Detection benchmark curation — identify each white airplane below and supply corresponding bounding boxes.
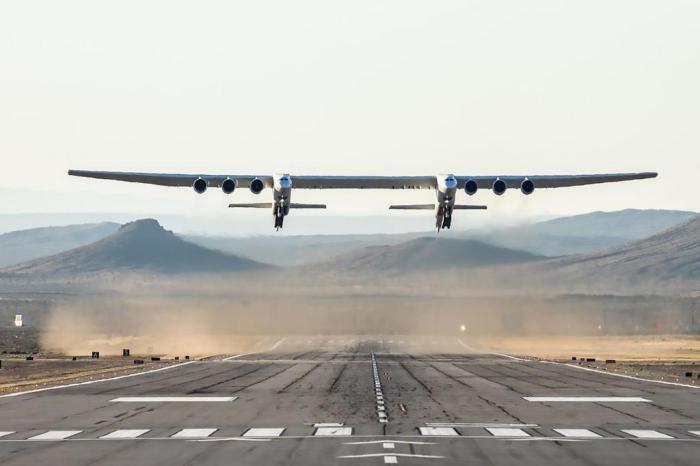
[68,170,657,231]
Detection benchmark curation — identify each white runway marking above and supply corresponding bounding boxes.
[384,456,398,464]
[100,429,150,439]
[339,453,444,460]
[490,352,529,362]
[689,431,700,437]
[487,428,530,438]
[172,428,217,439]
[0,432,14,438]
[110,396,237,403]
[344,440,436,446]
[315,427,353,436]
[524,397,652,403]
[313,423,344,428]
[554,429,601,438]
[223,338,287,361]
[622,430,673,439]
[541,360,700,390]
[29,430,82,441]
[243,428,285,438]
[419,427,459,437]
[383,442,395,449]
[0,362,194,399]
[427,422,538,428]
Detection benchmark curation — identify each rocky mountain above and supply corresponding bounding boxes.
[1,219,268,275]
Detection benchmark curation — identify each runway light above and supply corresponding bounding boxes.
[459,325,467,333]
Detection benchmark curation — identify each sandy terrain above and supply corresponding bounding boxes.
[474,334,700,361]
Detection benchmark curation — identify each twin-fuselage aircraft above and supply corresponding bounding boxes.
[68,170,657,231]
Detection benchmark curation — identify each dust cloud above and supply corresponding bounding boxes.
[37,273,700,360]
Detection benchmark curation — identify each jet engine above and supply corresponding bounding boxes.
[193,178,207,194]
[221,178,236,194]
[520,179,535,195]
[465,179,478,196]
[492,178,507,196]
[250,178,264,194]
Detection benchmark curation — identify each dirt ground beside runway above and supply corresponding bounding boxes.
[473,334,700,360]
[473,334,700,386]
[0,355,185,395]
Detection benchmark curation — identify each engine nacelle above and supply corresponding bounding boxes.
[520,178,535,195]
[250,178,264,194]
[492,178,507,196]
[464,179,478,196]
[193,178,207,194]
[221,178,236,194]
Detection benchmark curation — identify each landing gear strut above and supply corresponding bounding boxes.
[274,204,288,230]
[436,205,453,231]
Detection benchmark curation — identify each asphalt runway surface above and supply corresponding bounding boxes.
[1,336,700,465]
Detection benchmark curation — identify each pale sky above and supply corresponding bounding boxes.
[1,1,698,234]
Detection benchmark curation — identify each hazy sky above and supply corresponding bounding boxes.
[1,1,698,233]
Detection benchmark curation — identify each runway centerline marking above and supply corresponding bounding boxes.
[524,397,652,403]
[622,430,673,439]
[487,428,530,438]
[171,428,217,439]
[100,429,150,439]
[383,442,395,449]
[110,396,237,403]
[243,428,285,438]
[554,429,601,438]
[29,430,82,441]
[384,456,398,464]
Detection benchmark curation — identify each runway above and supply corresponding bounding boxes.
[1,336,700,465]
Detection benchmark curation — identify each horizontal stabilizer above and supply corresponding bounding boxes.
[229,203,273,208]
[290,203,327,209]
[389,204,435,210]
[453,205,488,210]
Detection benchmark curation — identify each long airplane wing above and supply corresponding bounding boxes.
[68,170,273,189]
[68,170,656,189]
[455,172,658,189]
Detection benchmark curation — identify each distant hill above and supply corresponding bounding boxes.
[531,209,697,240]
[189,209,697,264]
[314,237,544,273]
[543,214,700,289]
[2,219,268,275]
[186,233,420,266]
[0,223,120,267]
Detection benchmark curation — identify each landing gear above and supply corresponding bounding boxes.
[273,204,289,230]
[436,205,453,231]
